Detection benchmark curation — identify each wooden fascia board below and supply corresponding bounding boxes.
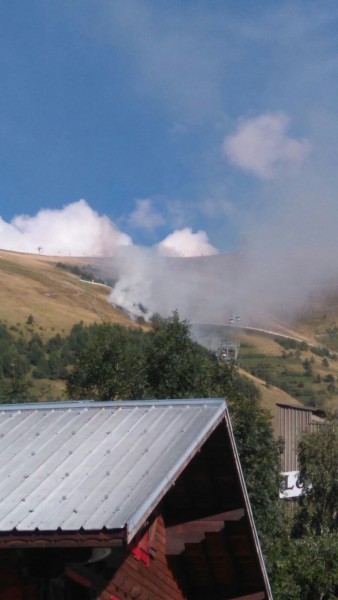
[0,528,126,548]
[222,412,273,600]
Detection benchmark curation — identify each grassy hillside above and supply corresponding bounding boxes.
[230,331,338,413]
[193,316,338,414]
[238,367,304,431]
[2,249,338,415]
[0,250,133,337]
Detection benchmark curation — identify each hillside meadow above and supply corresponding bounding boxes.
[0,249,133,337]
[2,248,338,414]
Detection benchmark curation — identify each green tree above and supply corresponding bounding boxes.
[66,323,148,400]
[226,374,283,542]
[144,310,211,399]
[268,531,338,600]
[294,422,338,536]
[269,420,338,599]
[1,362,31,403]
[27,334,44,365]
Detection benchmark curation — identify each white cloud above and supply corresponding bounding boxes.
[0,200,132,257]
[157,228,218,257]
[223,113,311,179]
[127,199,165,231]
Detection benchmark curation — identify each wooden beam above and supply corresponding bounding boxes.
[166,511,244,555]
[227,593,265,600]
[0,529,125,548]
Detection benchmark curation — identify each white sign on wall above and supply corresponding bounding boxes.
[279,471,304,499]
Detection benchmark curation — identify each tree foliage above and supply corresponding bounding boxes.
[295,422,338,537]
[226,377,283,542]
[268,419,338,600]
[144,310,213,399]
[66,311,224,401]
[66,323,148,400]
[268,531,338,600]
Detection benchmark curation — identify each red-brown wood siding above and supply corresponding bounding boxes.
[0,568,36,600]
[99,516,187,600]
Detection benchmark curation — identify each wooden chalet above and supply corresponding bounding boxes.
[0,399,272,599]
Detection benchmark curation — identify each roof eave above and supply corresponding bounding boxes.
[126,401,227,543]
[0,527,126,548]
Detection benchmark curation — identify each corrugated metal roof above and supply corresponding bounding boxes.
[278,404,312,471]
[0,399,226,542]
[277,403,320,471]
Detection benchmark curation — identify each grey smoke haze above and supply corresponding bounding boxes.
[1,184,338,328]
[106,109,338,325]
[108,121,338,326]
[108,246,337,328]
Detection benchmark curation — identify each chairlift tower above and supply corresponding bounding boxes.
[217,341,240,364]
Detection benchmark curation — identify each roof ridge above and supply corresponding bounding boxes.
[0,398,226,411]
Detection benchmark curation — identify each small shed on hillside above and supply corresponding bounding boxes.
[0,399,272,600]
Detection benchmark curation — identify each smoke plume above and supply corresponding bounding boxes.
[2,182,338,331]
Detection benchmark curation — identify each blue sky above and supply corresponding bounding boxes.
[1,0,338,258]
